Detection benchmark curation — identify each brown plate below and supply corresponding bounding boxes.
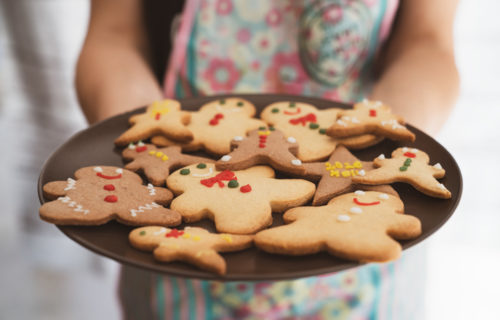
[37,94,462,281]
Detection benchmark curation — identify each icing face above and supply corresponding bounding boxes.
[393,147,429,162]
[352,190,382,206]
[214,99,246,113]
[94,167,123,180]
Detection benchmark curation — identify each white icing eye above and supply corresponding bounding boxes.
[220,155,232,162]
[354,190,365,195]
[291,159,302,166]
[358,169,366,176]
[411,148,418,153]
[116,168,123,174]
[233,136,244,141]
[337,119,346,126]
[93,167,103,173]
[434,163,443,170]
[137,141,145,147]
[378,193,389,200]
[378,154,385,160]
[350,207,362,214]
[351,117,360,124]
[287,137,297,144]
[343,116,350,121]
[128,143,136,150]
[337,215,351,222]
[402,147,409,152]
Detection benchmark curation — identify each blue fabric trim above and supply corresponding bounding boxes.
[201,281,213,320]
[185,280,196,320]
[156,275,165,320]
[171,277,181,320]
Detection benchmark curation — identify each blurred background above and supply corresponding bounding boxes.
[0,0,498,319]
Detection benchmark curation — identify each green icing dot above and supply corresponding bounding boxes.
[139,231,146,236]
[220,99,226,104]
[269,126,275,131]
[228,180,239,188]
[309,123,320,129]
[289,102,296,108]
[197,163,207,169]
[319,128,327,134]
[237,101,244,107]
[271,108,279,113]
[404,159,412,166]
[399,166,408,172]
[259,126,266,130]
[180,168,191,175]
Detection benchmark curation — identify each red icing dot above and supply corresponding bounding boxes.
[403,152,416,158]
[240,184,252,193]
[166,229,184,238]
[369,109,377,117]
[259,143,266,148]
[215,113,224,120]
[104,195,118,203]
[135,146,147,152]
[155,113,161,120]
[103,184,115,191]
[209,119,219,126]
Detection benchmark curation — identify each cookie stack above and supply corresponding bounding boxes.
[39,98,451,275]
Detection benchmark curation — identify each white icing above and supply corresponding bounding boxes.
[147,183,156,196]
[350,207,363,214]
[64,178,76,191]
[128,143,136,150]
[116,168,123,174]
[402,147,409,152]
[351,117,360,124]
[358,169,366,176]
[378,154,385,160]
[137,141,145,147]
[381,119,404,130]
[434,163,443,170]
[337,215,351,222]
[233,136,244,141]
[287,137,297,144]
[130,202,160,217]
[153,227,167,235]
[437,183,446,190]
[220,155,232,162]
[343,116,350,121]
[93,166,103,173]
[57,196,89,215]
[411,148,418,153]
[336,119,346,126]
[191,167,214,177]
[378,193,389,200]
[291,159,302,166]
[354,190,365,195]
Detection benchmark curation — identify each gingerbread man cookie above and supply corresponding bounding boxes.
[302,145,398,205]
[352,147,451,199]
[261,101,383,162]
[40,166,181,226]
[166,163,316,234]
[151,98,266,156]
[255,191,422,262]
[129,226,253,275]
[115,99,192,146]
[215,127,305,175]
[122,142,213,186]
[326,99,416,142]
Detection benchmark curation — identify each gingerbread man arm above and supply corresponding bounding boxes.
[266,179,316,213]
[430,163,446,178]
[42,180,73,199]
[148,186,174,206]
[155,245,227,275]
[386,213,422,240]
[169,193,209,223]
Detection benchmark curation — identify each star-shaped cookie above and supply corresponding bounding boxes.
[129,226,253,275]
[151,98,266,155]
[40,166,181,226]
[302,145,398,205]
[352,147,451,199]
[122,142,213,186]
[255,191,422,262]
[115,99,192,146]
[261,101,383,162]
[166,163,315,234]
[326,99,416,142]
[215,127,305,175]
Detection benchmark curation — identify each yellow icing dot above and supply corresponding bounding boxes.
[156,152,163,158]
[150,101,171,117]
[329,170,340,177]
[193,236,201,241]
[149,150,156,155]
[341,170,351,177]
[352,170,358,176]
[220,234,233,243]
[258,130,271,136]
[353,161,362,169]
[335,161,343,169]
[182,233,191,239]
[325,162,331,168]
[162,155,169,161]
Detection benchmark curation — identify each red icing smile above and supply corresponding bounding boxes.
[289,113,317,126]
[353,198,380,206]
[284,108,301,115]
[96,172,122,180]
